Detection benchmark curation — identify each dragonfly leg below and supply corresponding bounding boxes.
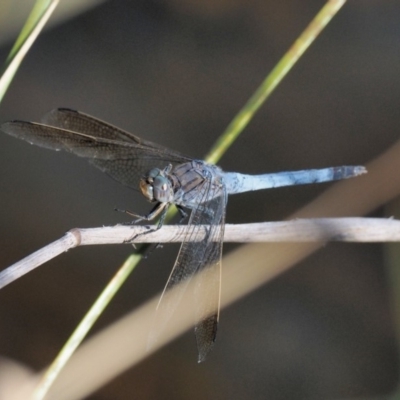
[115,207,146,224]
[195,204,214,220]
[156,205,168,229]
[176,205,189,224]
[125,203,170,243]
[115,202,167,225]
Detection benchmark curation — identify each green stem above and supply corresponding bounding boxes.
[33,255,141,400]
[205,0,346,165]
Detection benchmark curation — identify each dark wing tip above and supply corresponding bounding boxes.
[55,107,78,113]
[195,315,218,363]
[44,107,77,113]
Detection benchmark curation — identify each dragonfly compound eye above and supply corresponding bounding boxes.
[140,168,163,201]
[139,178,154,201]
[147,168,161,179]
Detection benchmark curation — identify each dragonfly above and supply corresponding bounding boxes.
[1,109,366,362]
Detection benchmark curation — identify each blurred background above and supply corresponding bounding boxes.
[0,0,399,399]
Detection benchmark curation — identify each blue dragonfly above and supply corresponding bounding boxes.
[1,109,366,361]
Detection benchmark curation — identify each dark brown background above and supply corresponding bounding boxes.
[0,1,399,399]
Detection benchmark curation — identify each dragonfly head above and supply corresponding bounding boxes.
[140,168,174,203]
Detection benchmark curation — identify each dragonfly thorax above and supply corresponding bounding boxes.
[140,167,175,203]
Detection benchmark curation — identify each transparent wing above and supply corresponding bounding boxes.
[41,108,187,154]
[193,191,226,362]
[1,109,191,189]
[149,176,227,362]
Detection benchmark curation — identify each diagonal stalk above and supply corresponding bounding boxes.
[30,0,347,397]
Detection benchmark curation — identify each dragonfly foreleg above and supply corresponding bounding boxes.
[115,202,167,224]
[115,207,146,224]
[125,203,170,243]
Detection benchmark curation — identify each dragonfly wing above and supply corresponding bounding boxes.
[41,108,190,158]
[149,174,227,362]
[193,189,226,362]
[1,114,191,189]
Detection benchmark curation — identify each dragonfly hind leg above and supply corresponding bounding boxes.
[176,205,189,224]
